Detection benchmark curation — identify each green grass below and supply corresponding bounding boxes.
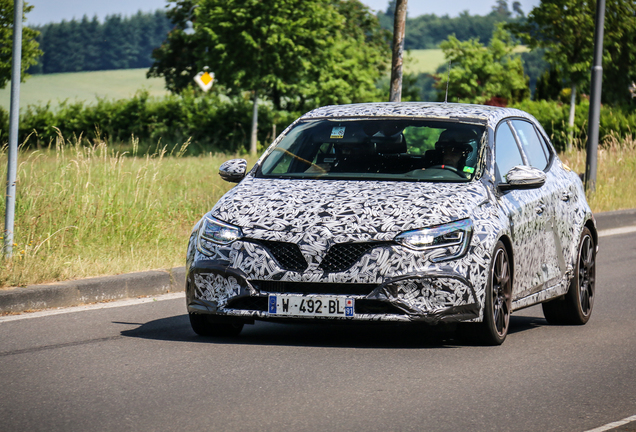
[0,69,170,112]
[560,134,636,213]
[0,134,257,288]
[403,49,445,75]
[403,46,528,76]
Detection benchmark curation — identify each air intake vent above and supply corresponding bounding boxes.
[252,280,377,296]
[319,242,390,273]
[252,240,308,272]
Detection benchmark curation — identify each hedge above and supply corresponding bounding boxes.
[1,94,634,154]
[512,99,636,152]
[0,90,298,154]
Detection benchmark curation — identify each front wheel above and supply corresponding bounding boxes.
[189,313,244,337]
[542,227,596,325]
[461,241,512,345]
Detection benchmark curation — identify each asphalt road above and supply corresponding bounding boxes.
[1,232,635,432]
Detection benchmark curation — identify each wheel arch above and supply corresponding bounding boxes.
[496,234,515,287]
[584,218,598,250]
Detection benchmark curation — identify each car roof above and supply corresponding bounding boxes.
[301,102,536,128]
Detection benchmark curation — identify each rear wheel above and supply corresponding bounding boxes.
[542,227,595,325]
[189,313,244,337]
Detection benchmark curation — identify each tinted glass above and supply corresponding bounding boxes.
[258,119,486,182]
[512,120,549,170]
[495,122,524,182]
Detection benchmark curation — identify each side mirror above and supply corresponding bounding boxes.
[498,165,546,192]
[219,158,247,183]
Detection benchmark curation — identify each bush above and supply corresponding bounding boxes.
[6,94,635,154]
[12,90,298,154]
[512,99,636,151]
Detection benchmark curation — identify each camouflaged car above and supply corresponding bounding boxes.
[185,102,597,345]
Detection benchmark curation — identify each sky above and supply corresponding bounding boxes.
[25,0,542,25]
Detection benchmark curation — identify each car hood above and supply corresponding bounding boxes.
[210,176,487,239]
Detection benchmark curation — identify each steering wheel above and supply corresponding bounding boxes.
[428,164,467,178]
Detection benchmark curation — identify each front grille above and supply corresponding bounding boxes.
[355,299,406,315]
[252,280,377,296]
[319,242,391,273]
[252,240,308,272]
[226,296,269,312]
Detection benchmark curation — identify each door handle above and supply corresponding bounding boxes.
[561,192,571,202]
[536,205,545,215]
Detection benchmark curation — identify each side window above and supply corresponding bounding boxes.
[512,120,549,170]
[495,122,524,182]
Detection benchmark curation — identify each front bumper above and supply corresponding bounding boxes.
[186,259,480,324]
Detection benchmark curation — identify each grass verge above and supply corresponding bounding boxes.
[559,133,636,212]
[0,133,634,288]
[0,133,257,288]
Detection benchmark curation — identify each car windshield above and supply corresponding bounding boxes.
[257,118,486,182]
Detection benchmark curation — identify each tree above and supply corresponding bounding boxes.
[492,0,512,18]
[601,1,636,105]
[147,1,205,93]
[197,0,346,154]
[0,0,42,88]
[435,24,529,105]
[296,0,390,108]
[509,0,636,138]
[508,0,595,148]
[149,0,389,153]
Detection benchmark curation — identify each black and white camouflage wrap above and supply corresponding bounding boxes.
[186,102,595,324]
[219,158,248,183]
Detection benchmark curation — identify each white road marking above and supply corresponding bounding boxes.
[584,414,636,432]
[0,292,185,323]
[598,226,636,238]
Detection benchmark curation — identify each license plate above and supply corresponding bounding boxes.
[268,295,354,317]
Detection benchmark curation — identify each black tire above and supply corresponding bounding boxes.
[189,313,244,337]
[460,241,512,345]
[542,227,595,325]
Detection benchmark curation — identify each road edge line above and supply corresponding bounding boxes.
[598,226,636,238]
[583,414,636,432]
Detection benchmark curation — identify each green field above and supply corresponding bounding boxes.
[0,69,170,111]
[404,49,446,75]
[0,50,446,112]
[0,47,532,112]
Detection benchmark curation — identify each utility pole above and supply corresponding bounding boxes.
[389,0,408,102]
[585,0,605,192]
[250,91,258,155]
[4,0,23,258]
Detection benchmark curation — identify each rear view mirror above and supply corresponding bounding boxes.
[219,159,247,183]
[498,165,546,192]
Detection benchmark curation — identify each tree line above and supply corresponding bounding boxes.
[28,10,172,74]
[379,0,526,49]
[23,4,527,75]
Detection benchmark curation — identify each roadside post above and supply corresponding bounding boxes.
[585,0,606,192]
[4,0,24,258]
[389,0,408,102]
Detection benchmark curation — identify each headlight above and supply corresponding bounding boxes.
[394,219,473,262]
[196,216,243,255]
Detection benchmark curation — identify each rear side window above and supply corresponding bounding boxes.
[511,120,549,170]
[495,122,523,182]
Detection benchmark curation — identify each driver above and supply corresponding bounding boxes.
[435,129,474,171]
